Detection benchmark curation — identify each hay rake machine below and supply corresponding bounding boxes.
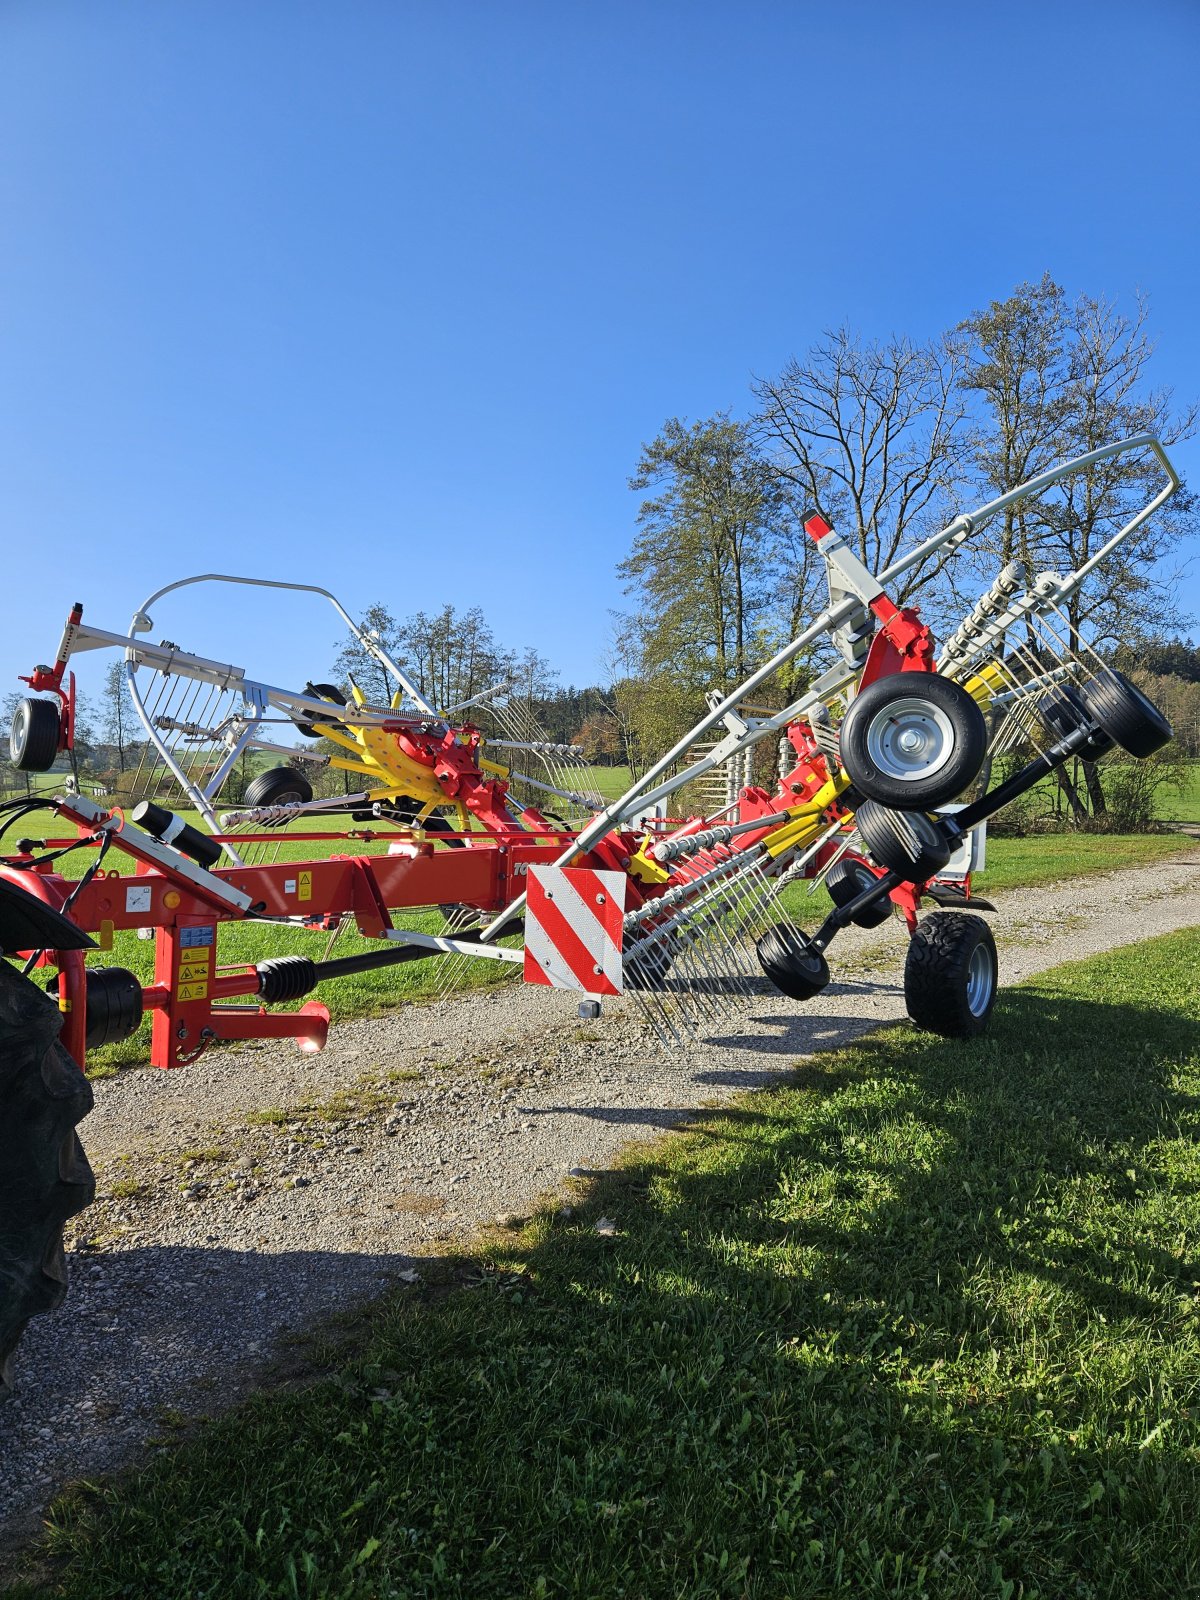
[0,432,1181,1389]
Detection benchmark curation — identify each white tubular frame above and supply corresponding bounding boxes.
[126,573,440,717]
[49,573,450,855]
[479,432,1180,941]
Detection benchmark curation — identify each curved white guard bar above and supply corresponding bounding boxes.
[128,572,439,720]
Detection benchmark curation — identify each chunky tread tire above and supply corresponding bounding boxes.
[0,961,95,1396]
[9,698,61,773]
[903,911,997,1040]
[826,857,892,928]
[243,766,315,809]
[854,799,952,882]
[839,673,987,809]
[756,924,831,1001]
[1079,670,1172,759]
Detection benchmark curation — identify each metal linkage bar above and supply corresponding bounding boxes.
[127,574,440,717]
[379,927,525,964]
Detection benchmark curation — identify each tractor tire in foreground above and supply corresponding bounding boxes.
[0,961,95,1397]
[903,910,998,1040]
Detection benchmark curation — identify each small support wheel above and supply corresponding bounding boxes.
[903,911,997,1039]
[826,857,892,928]
[838,673,987,809]
[9,698,61,772]
[1038,683,1090,739]
[292,683,347,739]
[622,930,676,990]
[756,924,831,1001]
[854,799,952,882]
[1038,683,1112,760]
[243,767,314,808]
[1079,670,1172,758]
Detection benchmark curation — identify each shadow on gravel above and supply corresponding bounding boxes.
[0,1242,436,1546]
[702,1003,893,1057]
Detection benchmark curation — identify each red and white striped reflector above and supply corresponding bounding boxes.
[523,866,626,996]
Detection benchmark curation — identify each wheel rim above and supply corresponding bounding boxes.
[966,942,994,1016]
[864,696,956,783]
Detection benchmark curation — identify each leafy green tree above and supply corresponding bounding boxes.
[1125,638,1200,682]
[619,415,787,691]
[960,276,1197,647]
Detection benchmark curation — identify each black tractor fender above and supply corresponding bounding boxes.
[0,877,96,957]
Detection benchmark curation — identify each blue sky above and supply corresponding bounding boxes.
[2,0,1197,717]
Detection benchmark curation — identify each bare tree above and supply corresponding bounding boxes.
[752,327,976,602]
[960,277,1198,817]
[398,605,513,715]
[101,661,135,772]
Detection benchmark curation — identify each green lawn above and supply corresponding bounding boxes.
[976,830,1194,893]
[14,928,1200,1598]
[1162,761,1200,825]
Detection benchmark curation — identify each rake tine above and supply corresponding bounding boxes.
[624,976,676,1047]
[322,911,354,961]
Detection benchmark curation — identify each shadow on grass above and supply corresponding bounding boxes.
[10,967,1200,1598]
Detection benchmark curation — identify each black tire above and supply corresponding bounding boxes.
[854,799,952,882]
[1038,683,1090,739]
[903,911,997,1039]
[755,924,831,1001]
[622,930,676,990]
[9,698,61,773]
[1079,670,1173,759]
[292,683,347,740]
[1038,683,1112,760]
[0,961,95,1396]
[839,673,987,809]
[826,857,893,928]
[243,766,315,809]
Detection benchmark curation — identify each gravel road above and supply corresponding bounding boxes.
[3,852,1199,1551]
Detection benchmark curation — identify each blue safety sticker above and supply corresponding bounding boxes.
[180,925,215,948]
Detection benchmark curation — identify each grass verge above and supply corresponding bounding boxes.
[13,926,1200,1598]
[974,829,1194,892]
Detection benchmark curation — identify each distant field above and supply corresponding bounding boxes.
[1162,760,1200,824]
